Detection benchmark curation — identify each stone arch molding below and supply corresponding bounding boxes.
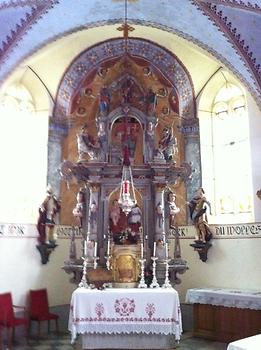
[54,38,195,122]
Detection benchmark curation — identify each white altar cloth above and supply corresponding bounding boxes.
[68,287,182,344]
[227,334,261,350]
[186,288,261,310]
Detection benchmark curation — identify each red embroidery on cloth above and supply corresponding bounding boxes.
[114,298,135,316]
[145,303,156,319]
[95,303,104,318]
[73,317,178,324]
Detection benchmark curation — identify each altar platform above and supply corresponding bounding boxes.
[69,287,182,349]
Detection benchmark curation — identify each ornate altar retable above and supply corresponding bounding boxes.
[69,287,182,349]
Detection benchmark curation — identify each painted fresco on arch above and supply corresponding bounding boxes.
[109,117,143,165]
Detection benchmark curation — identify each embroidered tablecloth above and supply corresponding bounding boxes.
[227,334,261,350]
[68,287,182,342]
[186,288,261,310]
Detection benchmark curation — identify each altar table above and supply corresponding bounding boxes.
[186,288,261,343]
[227,334,261,350]
[69,287,182,349]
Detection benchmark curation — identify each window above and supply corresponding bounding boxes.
[0,83,49,224]
[199,82,253,224]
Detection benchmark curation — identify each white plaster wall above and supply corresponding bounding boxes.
[1,231,261,308]
[175,237,261,303]
[247,92,261,222]
[0,234,78,308]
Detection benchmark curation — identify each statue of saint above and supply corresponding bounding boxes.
[109,199,127,243]
[188,188,212,243]
[89,201,98,232]
[155,202,164,235]
[72,188,86,228]
[158,127,177,162]
[37,185,60,245]
[167,192,180,229]
[77,124,101,161]
[128,204,142,234]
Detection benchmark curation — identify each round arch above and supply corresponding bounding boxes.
[54,38,196,123]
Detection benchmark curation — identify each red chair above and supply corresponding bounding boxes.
[29,289,59,336]
[0,292,28,347]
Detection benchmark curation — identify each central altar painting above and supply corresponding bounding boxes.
[58,39,200,286]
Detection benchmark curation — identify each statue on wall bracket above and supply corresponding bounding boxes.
[36,185,61,264]
[188,187,213,262]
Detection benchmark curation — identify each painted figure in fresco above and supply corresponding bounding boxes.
[167,192,180,229]
[158,126,177,162]
[121,78,133,104]
[37,185,61,245]
[77,124,101,161]
[188,187,212,243]
[72,188,86,228]
[145,121,156,162]
[146,88,157,114]
[122,124,138,162]
[97,119,107,161]
[99,85,111,114]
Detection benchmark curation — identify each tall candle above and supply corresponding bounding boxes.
[107,239,110,255]
[165,242,168,258]
[84,240,87,256]
[124,180,130,194]
[141,242,144,259]
[153,241,156,257]
[94,242,97,257]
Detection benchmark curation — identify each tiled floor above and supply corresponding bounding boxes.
[1,332,228,350]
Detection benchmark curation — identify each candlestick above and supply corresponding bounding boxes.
[141,242,144,259]
[107,239,110,255]
[153,241,156,257]
[162,258,173,289]
[150,257,160,288]
[138,258,147,288]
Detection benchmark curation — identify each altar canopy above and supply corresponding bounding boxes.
[69,288,182,345]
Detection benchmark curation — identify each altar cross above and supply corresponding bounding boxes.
[117,0,135,46]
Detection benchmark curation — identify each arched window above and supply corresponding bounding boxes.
[0,83,49,224]
[199,81,253,224]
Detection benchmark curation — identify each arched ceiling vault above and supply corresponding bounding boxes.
[0,0,260,110]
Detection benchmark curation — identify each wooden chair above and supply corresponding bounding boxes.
[29,289,59,337]
[0,292,28,348]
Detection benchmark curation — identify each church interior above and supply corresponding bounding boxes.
[0,0,261,349]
